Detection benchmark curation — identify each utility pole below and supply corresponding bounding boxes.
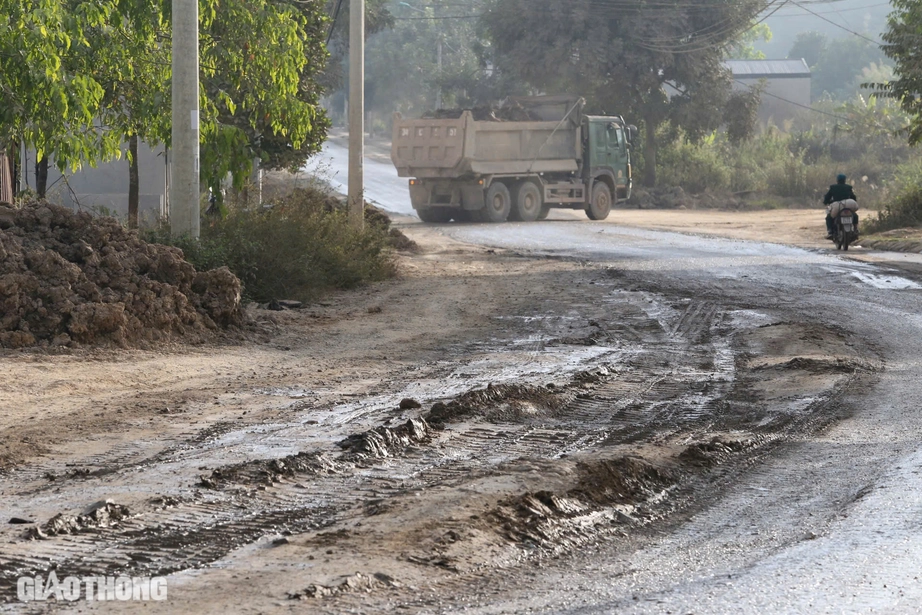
[436,36,443,109]
[171,0,201,239]
[348,0,365,230]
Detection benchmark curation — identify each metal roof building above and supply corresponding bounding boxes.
[725,59,811,79]
[725,59,812,124]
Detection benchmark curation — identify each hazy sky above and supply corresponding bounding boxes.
[758,0,890,58]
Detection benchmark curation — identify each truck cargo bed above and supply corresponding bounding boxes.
[392,109,581,179]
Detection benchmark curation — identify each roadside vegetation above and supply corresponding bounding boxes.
[645,95,917,212]
[144,187,398,304]
[354,0,922,232]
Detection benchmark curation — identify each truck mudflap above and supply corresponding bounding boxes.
[408,181,430,209]
[460,184,485,210]
[409,179,486,211]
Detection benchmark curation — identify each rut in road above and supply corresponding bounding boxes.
[0,285,860,596]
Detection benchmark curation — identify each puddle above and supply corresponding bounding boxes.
[851,272,921,290]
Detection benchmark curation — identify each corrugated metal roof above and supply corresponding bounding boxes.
[724,59,811,77]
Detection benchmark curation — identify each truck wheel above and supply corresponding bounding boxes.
[586,182,612,221]
[537,206,550,221]
[416,207,452,224]
[511,181,543,222]
[482,182,511,223]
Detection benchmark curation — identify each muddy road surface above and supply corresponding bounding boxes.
[2,170,922,613]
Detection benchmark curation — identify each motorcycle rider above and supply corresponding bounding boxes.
[824,174,858,239]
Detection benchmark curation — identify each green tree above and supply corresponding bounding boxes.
[879,0,922,143]
[483,0,764,186]
[89,0,170,227]
[199,0,332,199]
[787,31,827,68]
[3,0,331,220]
[812,37,888,100]
[365,0,487,117]
[0,1,117,196]
[323,0,394,119]
[728,23,773,60]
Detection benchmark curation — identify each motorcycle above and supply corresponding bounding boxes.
[831,207,858,251]
[827,198,859,251]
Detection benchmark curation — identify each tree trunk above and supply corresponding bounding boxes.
[128,134,140,229]
[643,118,657,188]
[10,142,20,195]
[35,156,49,199]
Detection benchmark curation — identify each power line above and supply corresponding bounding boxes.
[734,78,850,120]
[788,0,883,45]
[326,0,346,45]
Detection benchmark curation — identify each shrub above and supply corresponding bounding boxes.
[657,140,730,194]
[865,159,922,233]
[146,187,397,303]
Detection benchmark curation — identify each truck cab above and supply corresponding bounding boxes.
[584,116,634,202]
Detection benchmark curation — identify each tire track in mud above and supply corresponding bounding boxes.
[0,289,862,602]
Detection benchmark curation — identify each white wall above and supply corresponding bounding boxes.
[22,141,168,225]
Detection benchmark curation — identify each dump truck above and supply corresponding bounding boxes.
[391,95,635,223]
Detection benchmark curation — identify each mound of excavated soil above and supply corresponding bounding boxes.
[0,201,244,349]
[421,102,543,122]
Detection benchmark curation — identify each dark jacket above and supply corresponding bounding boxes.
[824,183,856,205]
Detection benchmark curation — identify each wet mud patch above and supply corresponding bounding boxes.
[678,435,763,468]
[491,457,678,549]
[288,571,402,600]
[338,417,432,461]
[28,500,130,539]
[426,382,569,425]
[726,321,879,431]
[201,451,341,488]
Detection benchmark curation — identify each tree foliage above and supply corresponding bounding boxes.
[1,0,331,217]
[199,0,331,194]
[879,0,922,143]
[364,0,489,117]
[728,23,772,60]
[787,31,826,68]
[482,0,766,186]
[0,1,114,168]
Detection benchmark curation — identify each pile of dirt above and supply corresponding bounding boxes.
[0,201,244,349]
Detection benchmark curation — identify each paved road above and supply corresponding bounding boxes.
[303,141,416,217]
[437,224,922,615]
[322,146,922,613]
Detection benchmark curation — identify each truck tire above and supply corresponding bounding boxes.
[537,206,550,221]
[586,182,612,221]
[482,182,511,223]
[511,181,543,222]
[416,207,453,224]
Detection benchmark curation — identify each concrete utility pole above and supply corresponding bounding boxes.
[171,0,201,239]
[436,36,443,109]
[348,0,365,230]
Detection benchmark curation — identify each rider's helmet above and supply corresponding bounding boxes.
[836,174,847,184]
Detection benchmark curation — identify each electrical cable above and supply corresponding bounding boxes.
[326,0,346,45]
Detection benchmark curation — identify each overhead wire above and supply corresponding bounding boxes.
[326,0,346,45]
[787,0,883,45]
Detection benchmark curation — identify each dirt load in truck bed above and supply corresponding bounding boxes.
[421,102,544,122]
[0,201,244,349]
